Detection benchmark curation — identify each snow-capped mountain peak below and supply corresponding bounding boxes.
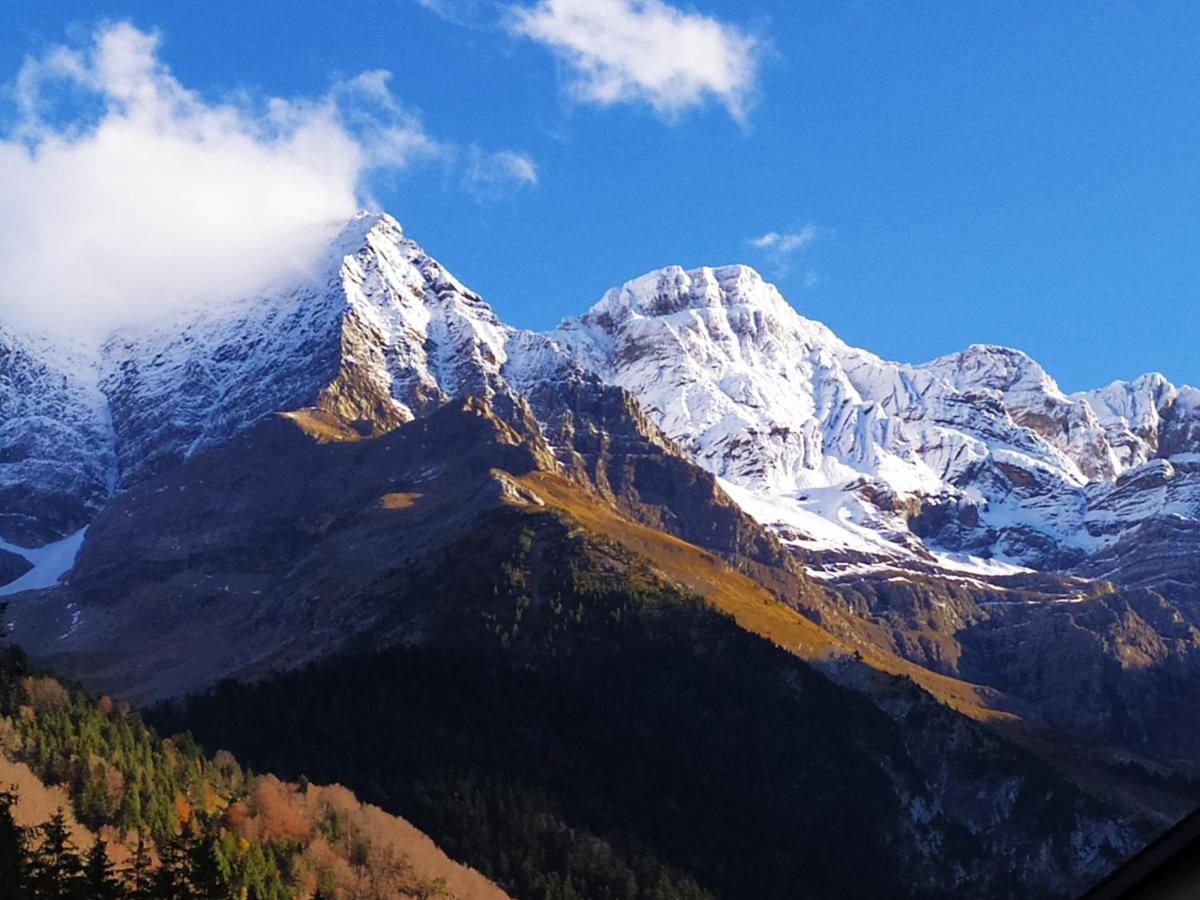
[924,344,1063,401]
[4,211,1197,592]
[550,259,1200,578]
[587,263,793,319]
[0,210,521,547]
[552,263,876,493]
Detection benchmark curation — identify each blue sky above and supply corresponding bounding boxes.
[1,0,1197,390]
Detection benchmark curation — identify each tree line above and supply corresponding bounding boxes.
[0,789,288,899]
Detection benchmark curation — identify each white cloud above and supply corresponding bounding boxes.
[0,22,534,340]
[462,147,538,198]
[750,226,817,254]
[748,225,818,276]
[507,0,761,122]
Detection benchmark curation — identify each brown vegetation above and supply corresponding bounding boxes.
[512,470,1017,722]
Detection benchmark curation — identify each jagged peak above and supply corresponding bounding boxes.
[331,210,496,321]
[1075,371,1180,426]
[321,210,406,275]
[1096,371,1177,400]
[331,209,402,246]
[922,342,1062,398]
[585,263,791,322]
[927,343,1043,371]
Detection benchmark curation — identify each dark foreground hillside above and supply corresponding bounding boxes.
[154,509,1136,900]
[0,643,507,899]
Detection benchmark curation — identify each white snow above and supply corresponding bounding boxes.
[4,210,1198,588]
[59,603,82,640]
[0,528,88,597]
[717,479,898,557]
[549,261,1200,573]
[928,552,1033,578]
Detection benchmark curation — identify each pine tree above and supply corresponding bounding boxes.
[123,834,152,899]
[187,833,228,900]
[152,832,193,898]
[82,839,120,900]
[26,809,83,900]
[0,787,29,899]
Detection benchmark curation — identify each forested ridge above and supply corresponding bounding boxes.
[0,639,481,898]
[155,509,1112,900]
[0,507,1134,899]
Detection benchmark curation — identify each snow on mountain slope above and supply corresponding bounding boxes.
[550,263,1200,579]
[3,211,1196,591]
[553,265,943,494]
[100,212,514,485]
[0,327,115,545]
[2,212,526,549]
[0,529,87,597]
[1078,374,1200,465]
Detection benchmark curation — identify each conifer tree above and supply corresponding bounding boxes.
[0,787,29,899]
[124,833,153,899]
[82,839,121,900]
[152,832,194,898]
[26,809,83,900]
[188,833,228,900]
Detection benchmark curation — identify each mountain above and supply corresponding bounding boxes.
[541,263,1200,766]
[147,499,1142,899]
[6,214,1196,594]
[0,327,114,546]
[549,263,1200,586]
[1,210,1198,897]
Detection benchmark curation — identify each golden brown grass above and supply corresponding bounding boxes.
[278,409,364,443]
[511,471,1016,723]
[378,492,423,510]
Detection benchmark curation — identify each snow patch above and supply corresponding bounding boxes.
[0,529,88,597]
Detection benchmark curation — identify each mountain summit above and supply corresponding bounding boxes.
[3,211,1198,591]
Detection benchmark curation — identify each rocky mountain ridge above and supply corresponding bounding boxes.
[550,263,1200,589]
[3,212,1200,745]
[4,211,1196,597]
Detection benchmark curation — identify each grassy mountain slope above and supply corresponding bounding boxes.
[513,470,1020,723]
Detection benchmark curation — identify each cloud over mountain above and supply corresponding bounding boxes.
[0,22,533,339]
